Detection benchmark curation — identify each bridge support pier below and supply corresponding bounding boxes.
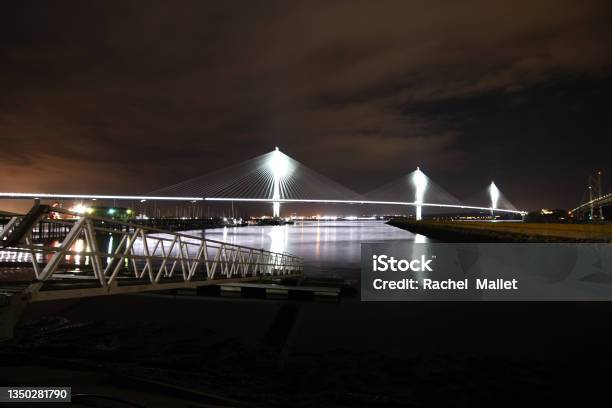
[273,201,280,218]
[416,205,422,221]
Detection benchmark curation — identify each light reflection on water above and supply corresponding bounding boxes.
[199,220,426,277]
[0,221,427,279]
[0,239,88,266]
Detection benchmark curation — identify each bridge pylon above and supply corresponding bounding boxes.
[412,167,427,220]
[272,146,283,217]
[588,171,604,221]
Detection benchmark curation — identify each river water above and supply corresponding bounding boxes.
[197,220,426,278]
[0,220,424,280]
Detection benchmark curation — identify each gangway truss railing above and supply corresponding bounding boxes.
[0,205,303,301]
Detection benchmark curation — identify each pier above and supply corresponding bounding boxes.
[0,204,303,340]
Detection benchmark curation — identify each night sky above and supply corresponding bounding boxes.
[1,1,611,211]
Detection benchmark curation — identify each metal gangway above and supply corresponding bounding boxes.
[0,204,303,303]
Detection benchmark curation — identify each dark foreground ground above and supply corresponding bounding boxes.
[1,293,612,407]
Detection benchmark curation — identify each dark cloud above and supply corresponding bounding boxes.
[0,0,611,210]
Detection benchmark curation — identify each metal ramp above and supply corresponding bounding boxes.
[0,205,303,304]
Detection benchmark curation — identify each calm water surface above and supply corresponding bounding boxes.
[198,220,427,277]
[0,220,425,280]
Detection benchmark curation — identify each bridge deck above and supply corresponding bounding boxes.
[0,192,527,215]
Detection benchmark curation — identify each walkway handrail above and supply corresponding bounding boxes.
[1,206,303,293]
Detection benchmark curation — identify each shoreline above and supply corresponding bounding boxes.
[387,218,612,242]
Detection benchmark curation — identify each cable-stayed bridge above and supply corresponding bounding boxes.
[572,194,612,219]
[570,171,609,221]
[0,147,525,219]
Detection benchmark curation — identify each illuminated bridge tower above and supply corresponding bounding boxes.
[588,171,604,221]
[490,181,500,217]
[271,147,286,218]
[412,167,428,221]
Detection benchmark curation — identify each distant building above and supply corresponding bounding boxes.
[67,205,134,221]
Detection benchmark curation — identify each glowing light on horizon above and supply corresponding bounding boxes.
[70,203,88,214]
[412,167,428,221]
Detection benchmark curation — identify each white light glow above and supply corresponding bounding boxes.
[269,147,292,217]
[271,147,290,177]
[490,181,500,210]
[412,167,428,220]
[70,204,89,214]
